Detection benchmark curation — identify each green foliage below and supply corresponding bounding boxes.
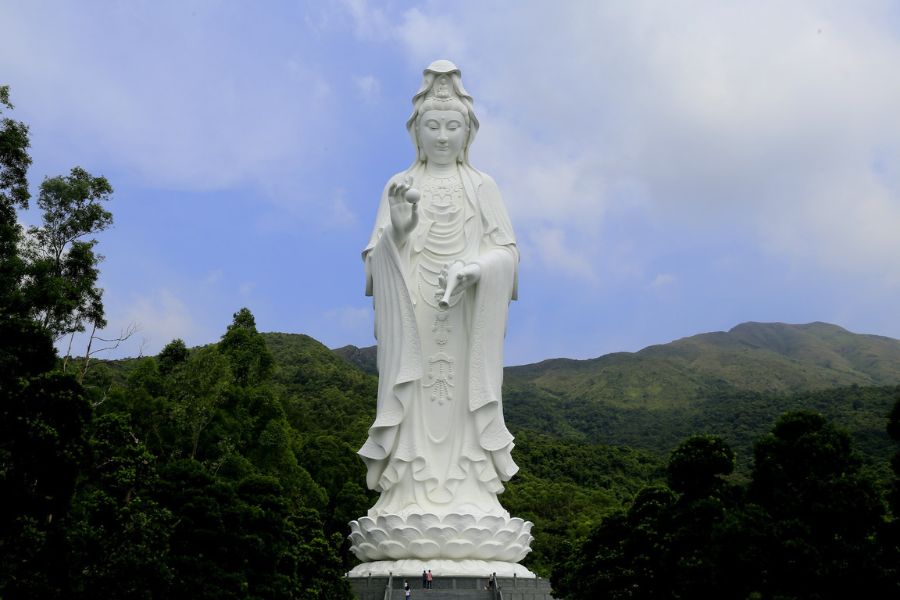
[0,85,32,212]
[1,94,107,595]
[743,411,891,598]
[0,85,32,314]
[556,411,896,599]
[666,434,734,496]
[499,431,664,576]
[66,414,174,599]
[157,338,188,376]
[0,370,92,598]
[265,332,377,445]
[889,391,900,514]
[220,308,274,387]
[168,346,231,459]
[23,167,113,339]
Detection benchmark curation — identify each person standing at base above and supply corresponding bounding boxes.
[405,580,411,599]
[422,570,427,589]
[426,570,433,589]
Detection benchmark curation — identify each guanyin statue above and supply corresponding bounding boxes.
[348,60,533,578]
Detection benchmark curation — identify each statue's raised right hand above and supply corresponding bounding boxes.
[389,176,419,244]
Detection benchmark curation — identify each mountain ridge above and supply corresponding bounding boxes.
[334,321,900,399]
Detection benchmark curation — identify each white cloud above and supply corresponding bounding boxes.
[0,4,338,193]
[395,8,469,65]
[341,0,391,40]
[527,227,598,283]
[326,305,372,333]
[117,289,199,354]
[355,74,381,101]
[328,188,358,227]
[648,273,676,290]
[202,269,224,286]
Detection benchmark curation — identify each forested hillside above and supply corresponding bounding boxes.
[338,322,900,478]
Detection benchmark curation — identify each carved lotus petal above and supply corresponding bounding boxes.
[460,527,491,546]
[394,526,420,545]
[355,542,379,560]
[425,525,457,544]
[368,527,389,544]
[419,513,441,529]
[500,536,533,562]
[491,529,517,544]
[408,538,441,558]
[405,513,425,532]
[379,540,407,560]
[476,540,506,559]
[443,539,475,559]
[478,515,505,532]
[348,512,534,561]
[512,532,533,548]
[443,513,476,531]
[358,516,377,533]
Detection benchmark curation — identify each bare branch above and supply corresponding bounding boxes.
[78,322,139,384]
[62,331,76,373]
[137,336,150,358]
[86,322,138,357]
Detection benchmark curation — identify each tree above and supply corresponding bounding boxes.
[666,434,735,497]
[888,390,900,514]
[746,411,888,598]
[66,414,173,599]
[22,166,113,341]
[168,346,231,460]
[0,85,32,315]
[219,308,274,387]
[0,371,92,598]
[884,390,900,593]
[158,338,188,376]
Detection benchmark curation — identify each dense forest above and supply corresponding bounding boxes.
[4,84,900,599]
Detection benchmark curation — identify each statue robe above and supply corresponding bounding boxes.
[359,163,519,517]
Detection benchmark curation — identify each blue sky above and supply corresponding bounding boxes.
[3,1,899,365]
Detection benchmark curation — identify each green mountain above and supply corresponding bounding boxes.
[335,321,900,401]
[333,322,900,475]
[508,321,900,407]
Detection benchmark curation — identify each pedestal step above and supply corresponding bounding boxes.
[347,576,556,600]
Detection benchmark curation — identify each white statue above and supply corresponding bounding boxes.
[349,60,533,578]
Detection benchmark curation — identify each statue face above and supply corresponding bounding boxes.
[418,109,467,165]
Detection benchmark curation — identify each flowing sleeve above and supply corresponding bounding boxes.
[466,170,520,482]
[358,226,424,490]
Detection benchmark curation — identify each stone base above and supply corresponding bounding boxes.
[347,559,535,578]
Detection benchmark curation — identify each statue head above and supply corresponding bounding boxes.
[407,59,480,166]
